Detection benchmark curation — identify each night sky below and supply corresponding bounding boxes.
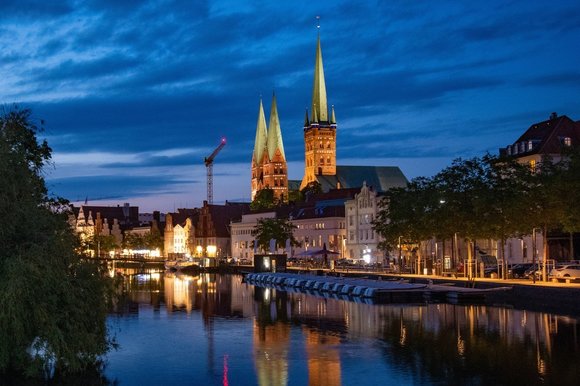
[3,0,580,212]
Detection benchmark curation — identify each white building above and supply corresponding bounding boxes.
[230,212,276,261]
[344,182,382,263]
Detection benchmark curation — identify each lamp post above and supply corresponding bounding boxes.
[532,228,538,284]
[398,235,403,271]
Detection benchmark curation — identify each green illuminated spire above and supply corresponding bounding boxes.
[311,32,328,122]
[330,105,336,124]
[252,98,268,164]
[267,92,285,160]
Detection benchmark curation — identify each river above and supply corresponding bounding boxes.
[100,271,580,385]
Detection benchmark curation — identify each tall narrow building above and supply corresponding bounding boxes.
[301,32,337,189]
[263,93,289,201]
[251,95,289,202]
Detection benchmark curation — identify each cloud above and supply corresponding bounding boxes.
[4,0,580,209]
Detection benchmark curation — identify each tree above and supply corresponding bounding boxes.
[300,181,322,202]
[0,107,113,378]
[251,188,275,210]
[252,218,298,252]
[84,234,118,257]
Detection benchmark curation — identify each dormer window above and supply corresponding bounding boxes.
[506,146,512,156]
[563,137,572,146]
[512,144,518,154]
[519,142,525,153]
[527,140,533,151]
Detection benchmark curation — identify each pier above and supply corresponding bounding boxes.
[244,272,512,304]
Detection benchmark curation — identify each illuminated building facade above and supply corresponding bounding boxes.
[251,95,288,202]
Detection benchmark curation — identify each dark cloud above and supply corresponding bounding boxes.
[3,0,580,208]
[47,174,198,202]
[0,0,73,19]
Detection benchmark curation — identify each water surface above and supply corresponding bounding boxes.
[104,272,580,385]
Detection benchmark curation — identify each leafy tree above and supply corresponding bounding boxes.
[84,234,118,257]
[252,218,298,252]
[287,188,302,203]
[0,107,113,377]
[251,188,275,210]
[300,181,322,201]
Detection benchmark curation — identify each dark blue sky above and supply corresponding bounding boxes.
[3,0,580,211]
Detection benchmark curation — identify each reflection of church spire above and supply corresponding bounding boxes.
[305,329,342,386]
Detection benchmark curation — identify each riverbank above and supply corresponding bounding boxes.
[258,266,580,317]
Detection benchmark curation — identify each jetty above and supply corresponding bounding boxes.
[244,272,512,304]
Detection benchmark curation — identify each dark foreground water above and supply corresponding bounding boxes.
[102,272,580,386]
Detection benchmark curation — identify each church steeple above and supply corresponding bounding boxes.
[267,92,285,161]
[300,24,337,190]
[311,32,328,123]
[252,98,268,165]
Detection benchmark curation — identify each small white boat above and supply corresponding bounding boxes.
[165,258,198,271]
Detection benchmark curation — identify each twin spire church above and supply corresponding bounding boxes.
[251,30,407,201]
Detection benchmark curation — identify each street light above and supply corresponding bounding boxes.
[532,228,540,284]
[398,235,403,271]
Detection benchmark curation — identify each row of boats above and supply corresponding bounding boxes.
[244,272,428,301]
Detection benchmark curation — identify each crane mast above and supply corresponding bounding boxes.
[204,138,226,204]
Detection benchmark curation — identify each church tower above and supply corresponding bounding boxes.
[300,30,337,190]
[262,93,288,201]
[251,99,268,200]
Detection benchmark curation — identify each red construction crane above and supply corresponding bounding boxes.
[204,137,226,204]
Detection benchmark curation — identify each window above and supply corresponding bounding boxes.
[529,159,536,172]
[564,137,572,146]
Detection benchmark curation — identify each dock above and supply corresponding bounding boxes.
[244,272,512,304]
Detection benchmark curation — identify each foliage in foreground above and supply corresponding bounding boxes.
[0,107,114,378]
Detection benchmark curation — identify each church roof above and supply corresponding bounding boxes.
[311,33,328,123]
[252,99,268,164]
[315,165,408,193]
[266,93,285,160]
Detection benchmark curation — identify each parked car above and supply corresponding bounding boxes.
[549,264,580,280]
[508,263,534,279]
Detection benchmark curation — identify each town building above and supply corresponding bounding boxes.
[71,203,139,247]
[344,182,383,262]
[164,201,250,259]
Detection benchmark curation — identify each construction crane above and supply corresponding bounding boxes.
[204,137,226,204]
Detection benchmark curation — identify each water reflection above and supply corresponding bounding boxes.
[110,272,579,386]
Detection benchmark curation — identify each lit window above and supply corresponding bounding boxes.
[564,137,572,146]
